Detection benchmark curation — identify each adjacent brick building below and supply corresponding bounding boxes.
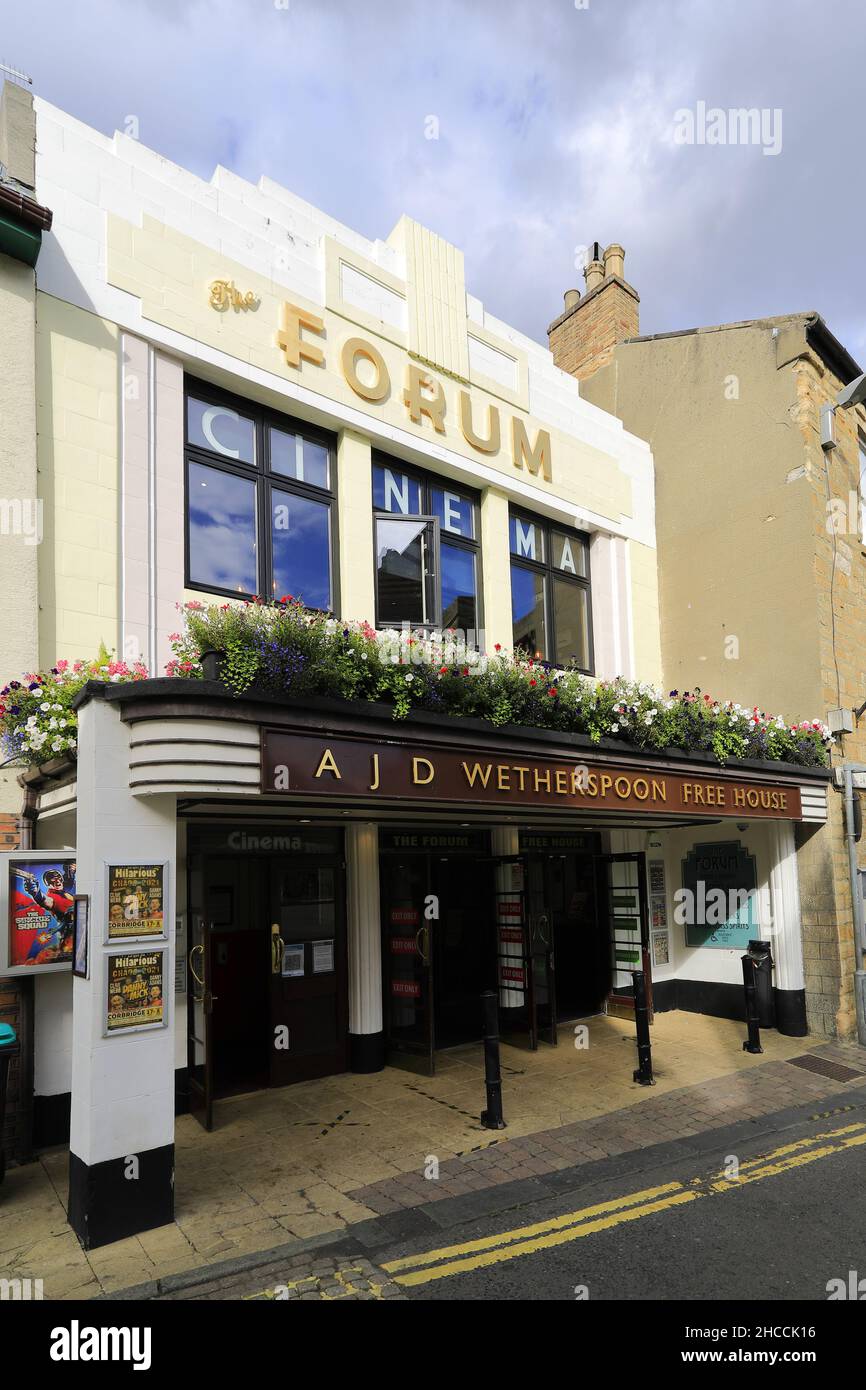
[551,246,866,1039]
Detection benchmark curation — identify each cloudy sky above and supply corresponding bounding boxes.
[4,0,865,362]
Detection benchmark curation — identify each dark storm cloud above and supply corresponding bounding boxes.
[3,0,864,362]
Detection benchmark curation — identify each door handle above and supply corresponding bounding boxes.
[189,943,205,989]
[415,924,429,965]
[271,923,285,974]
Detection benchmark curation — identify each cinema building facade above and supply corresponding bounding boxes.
[1,93,830,1246]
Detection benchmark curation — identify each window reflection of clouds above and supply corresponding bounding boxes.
[189,463,257,592]
[271,491,331,609]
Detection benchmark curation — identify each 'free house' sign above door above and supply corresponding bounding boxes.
[261,731,804,820]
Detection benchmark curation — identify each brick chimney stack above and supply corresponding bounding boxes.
[547,241,639,382]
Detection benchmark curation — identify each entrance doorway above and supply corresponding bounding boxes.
[379,830,497,1073]
[186,825,347,1129]
[378,828,647,1073]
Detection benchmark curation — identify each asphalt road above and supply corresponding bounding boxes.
[379,1101,866,1303]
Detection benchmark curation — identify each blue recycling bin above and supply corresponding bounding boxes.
[0,1022,19,1186]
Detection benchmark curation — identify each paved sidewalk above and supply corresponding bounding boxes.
[1,1011,864,1299]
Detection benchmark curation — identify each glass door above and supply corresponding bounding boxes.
[523,855,558,1046]
[492,856,538,1050]
[596,852,652,1019]
[187,913,215,1131]
[268,857,348,1085]
[380,855,435,1074]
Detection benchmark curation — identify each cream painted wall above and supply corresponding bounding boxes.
[36,293,121,668]
[479,488,513,652]
[0,253,39,814]
[336,431,375,623]
[105,211,636,535]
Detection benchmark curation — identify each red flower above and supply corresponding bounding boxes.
[529,679,537,687]
[439,665,448,674]
[494,643,502,652]
[548,687,557,697]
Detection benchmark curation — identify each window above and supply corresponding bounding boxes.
[372,459,481,635]
[185,381,336,609]
[509,510,593,671]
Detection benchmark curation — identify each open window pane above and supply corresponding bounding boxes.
[187,397,256,464]
[270,428,329,489]
[553,578,590,668]
[373,464,422,515]
[376,517,432,625]
[271,488,332,610]
[441,542,477,632]
[188,461,257,593]
[511,564,547,659]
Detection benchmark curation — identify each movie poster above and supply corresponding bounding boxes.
[106,950,166,1032]
[106,864,165,940]
[8,858,76,968]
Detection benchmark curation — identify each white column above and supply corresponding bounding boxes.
[68,696,177,1248]
[767,820,807,1035]
[346,823,384,1070]
[589,533,634,680]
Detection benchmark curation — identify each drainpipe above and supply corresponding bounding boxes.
[841,764,866,1045]
[16,782,38,850]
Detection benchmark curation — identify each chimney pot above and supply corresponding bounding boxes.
[548,236,638,382]
[584,258,605,293]
[603,243,625,280]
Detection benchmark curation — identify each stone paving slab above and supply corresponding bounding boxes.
[106,1075,866,1301]
[1,1012,863,1299]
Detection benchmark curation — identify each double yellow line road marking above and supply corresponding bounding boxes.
[383,1120,866,1287]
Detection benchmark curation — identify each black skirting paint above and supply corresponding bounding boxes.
[773,987,808,1037]
[652,978,745,1021]
[651,978,809,1038]
[350,1030,385,1073]
[68,1144,175,1250]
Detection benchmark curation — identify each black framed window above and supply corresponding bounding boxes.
[509,510,593,672]
[185,379,336,609]
[372,457,481,635]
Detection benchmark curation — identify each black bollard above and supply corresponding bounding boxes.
[632,970,655,1085]
[480,990,506,1129]
[741,954,763,1054]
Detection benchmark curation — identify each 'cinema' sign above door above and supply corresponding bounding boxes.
[261,731,804,821]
